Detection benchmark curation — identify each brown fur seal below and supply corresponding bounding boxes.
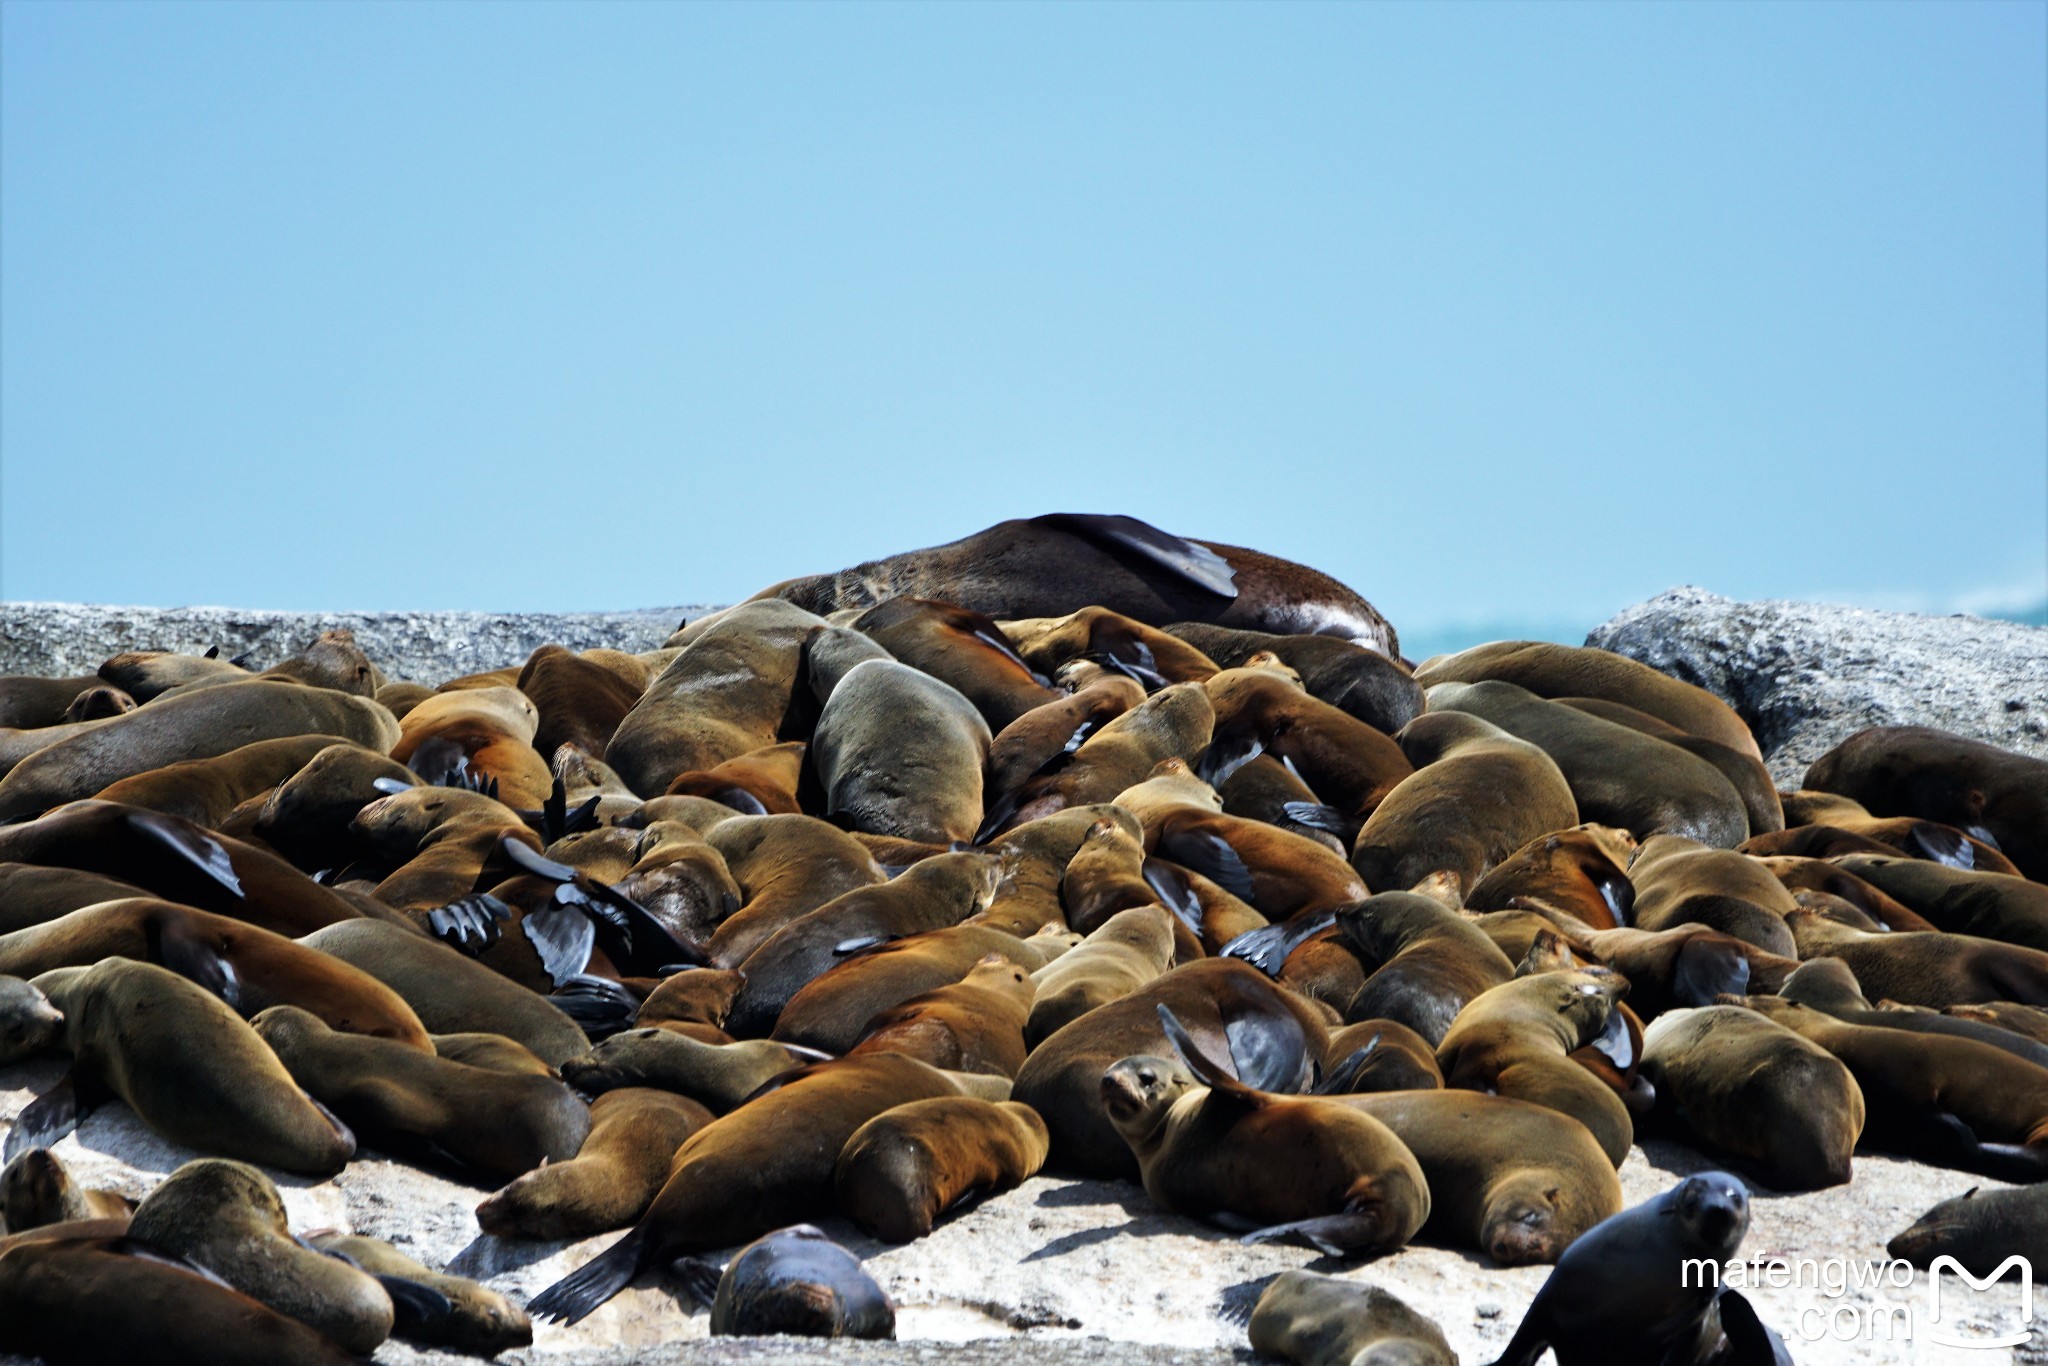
[127,1158,393,1353]
[1829,854,2048,951]
[606,599,825,797]
[390,684,552,808]
[0,674,122,729]
[1428,680,1750,847]
[253,1004,589,1178]
[812,657,990,844]
[1415,640,1762,761]
[1436,968,1635,1166]
[297,918,590,1066]
[1335,891,1517,1042]
[1002,605,1220,686]
[1785,903,2048,1008]
[0,864,151,934]
[1751,856,1937,932]
[1329,1090,1622,1264]
[775,923,1072,1054]
[559,1029,821,1112]
[1202,666,1413,824]
[431,1030,556,1074]
[1351,710,1578,900]
[851,597,1058,730]
[847,954,1035,1076]
[834,1096,1049,1241]
[1626,834,1797,956]
[635,965,747,1041]
[1013,957,1331,1179]
[0,1148,133,1232]
[1734,995,2048,1181]
[1887,1185,2048,1276]
[516,643,647,761]
[0,1228,360,1366]
[1028,906,1178,1045]
[1553,695,1784,835]
[671,1224,896,1339]
[86,734,338,829]
[702,813,887,966]
[1101,1010,1428,1256]
[1466,826,1636,929]
[1640,1005,1863,1189]
[1776,959,2048,1069]
[249,741,419,871]
[13,959,356,1175]
[0,679,399,821]
[1249,1271,1456,1366]
[1321,1019,1445,1092]
[664,740,806,815]
[1577,923,1798,1018]
[307,1232,533,1354]
[0,801,366,936]
[527,1053,979,1323]
[1740,818,2019,874]
[1059,814,1163,934]
[1805,724,2048,879]
[727,851,1005,1036]
[1167,622,1425,736]
[0,974,65,1065]
[1947,1000,2048,1043]
[475,1086,713,1239]
[95,648,249,700]
[982,672,1148,834]
[754,513,1402,653]
[997,682,1216,833]
[0,897,429,1048]
[1219,754,1349,855]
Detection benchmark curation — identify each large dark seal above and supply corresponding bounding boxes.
[1488,1172,1780,1366]
[1804,724,2048,880]
[753,513,1402,654]
[672,1224,896,1338]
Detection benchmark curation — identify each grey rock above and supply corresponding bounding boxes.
[0,602,723,687]
[1587,587,2048,787]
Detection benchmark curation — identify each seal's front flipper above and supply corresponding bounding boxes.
[668,1255,724,1310]
[426,894,511,954]
[524,905,597,988]
[4,1070,93,1164]
[126,809,242,898]
[1032,513,1239,599]
[1313,1038,1382,1096]
[551,974,640,1040]
[1236,1213,1383,1258]
[377,1275,458,1340]
[1157,829,1254,901]
[147,915,244,1011]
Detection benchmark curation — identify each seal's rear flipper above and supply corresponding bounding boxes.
[377,1275,458,1340]
[126,809,243,897]
[1312,1038,1382,1096]
[1280,801,1353,837]
[426,894,511,954]
[668,1256,723,1311]
[1907,823,1974,870]
[1157,1004,1261,1106]
[1032,514,1239,599]
[1672,939,1750,1009]
[1157,829,1254,901]
[524,905,597,988]
[1713,1288,1794,1366]
[551,974,640,1040]
[1222,908,1335,979]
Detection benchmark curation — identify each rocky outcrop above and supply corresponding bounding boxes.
[0,602,720,685]
[1587,587,2048,786]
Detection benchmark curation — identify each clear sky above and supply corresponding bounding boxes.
[3,1,2044,656]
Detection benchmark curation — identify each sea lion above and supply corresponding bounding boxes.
[126,1158,394,1354]
[431,1030,556,1075]
[664,741,806,815]
[306,1233,533,1355]
[850,597,1058,730]
[1625,835,1798,957]
[1414,641,1761,761]
[1574,923,1797,1019]
[0,897,430,1048]
[1202,666,1413,823]
[1350,711,1578,902]
[0,801,366,937]
[86,734,338,829]
[1465,826,1636,929]
[0,1229,360,1366]
[671,1224,896,1339]
[847,954,1035,1076]
[1166,622,1425,735]
[996,682,1216,833]
[1248,1271,1456,1366]
[1733,996,2048,1182]
[1435,968,1635,1166]
[560,1029,819,1113]
[1488,1172,1772,1366]
[1887,1185,2048,1276]
[475,1087,714,1239]
[1001,605,1220,687]
[526,1054,980,1324]
[1783,903,2048,1008]
[0,863,152,935]
[776,924,1074,1054]
[1740,819,2018,874]
[727,851,1005,1037]
[1804,725,2048,880]
[981,672,1148,835]
[1828,855,2048,951]
[605,599,825,798]
[1013,957,1330,1179]
[516,644,646,762]
[0,679,399,822]
[834,1096,1050,1241]
[11,959,356,1175]
[1639,1005,1863,1190]
[1327,1090,1622,1265]
[702,814,887,967]
[1027,907,1178,1045]
[1336,891,1516,1043]
[635,966,747,1042]
[0,1148,133,1233]
[296,919,590,1066]
[1059,815,1164,935]
[811,657,990,845]
[390,684,551,809]
[753,513,1401,653]
[1320,1019,1445,1093]
[249,741,419,871]
[252,1005,590,1179]
[1776,959,2048,1069]
[0,974,64,1065]
[1428,680,1750,848]
[1101,1009,1428,1256]
[1553,695,1784,836]
[1750,856,1937,932]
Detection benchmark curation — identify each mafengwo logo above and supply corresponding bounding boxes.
[1925,1256,2033,1351]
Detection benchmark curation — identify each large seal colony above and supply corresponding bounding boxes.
[0,512,2042,1363]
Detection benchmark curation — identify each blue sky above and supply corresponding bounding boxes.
[3,1,2043,655]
